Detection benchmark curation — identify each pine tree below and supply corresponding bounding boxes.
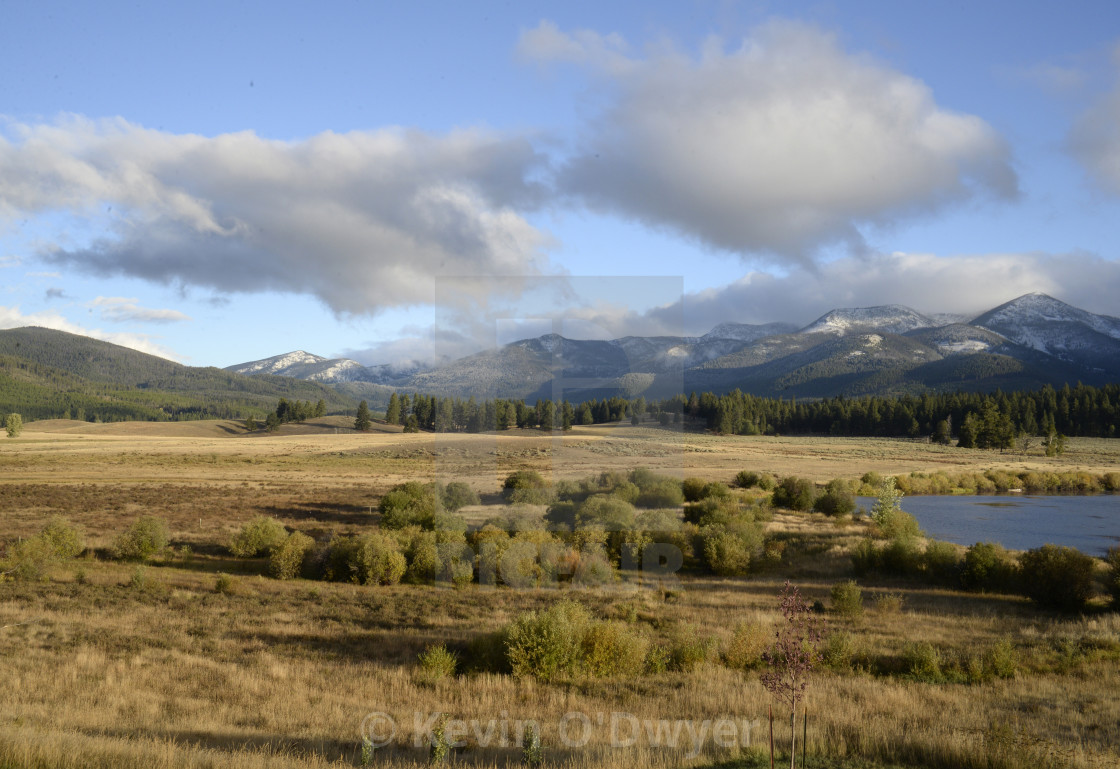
[385,393,401,425]
[313,399,326,418]
[5,413,23,438]
[354,401,372,432]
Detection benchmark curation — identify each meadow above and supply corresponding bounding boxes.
[1,418,1118,769]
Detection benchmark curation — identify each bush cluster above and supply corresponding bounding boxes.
[229,516,287,558]
[830,580,863,619]
[1018,544,1097,612]
[113,516,170,562]
[771,476,816,511]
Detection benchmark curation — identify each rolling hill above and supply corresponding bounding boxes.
[0,327,357,422]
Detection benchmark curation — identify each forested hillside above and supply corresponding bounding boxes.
[0,328,355,422]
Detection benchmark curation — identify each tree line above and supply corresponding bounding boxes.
[360,383,1119,447]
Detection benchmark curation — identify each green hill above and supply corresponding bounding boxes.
[0,327,357,422]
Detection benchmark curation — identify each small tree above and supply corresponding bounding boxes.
[761,581,825,769]
[354,400,372,432]
[5,413,22,438]
[1043,430,1066,457]
[870,477,903,526]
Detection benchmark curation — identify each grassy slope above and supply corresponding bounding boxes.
[0,327,357,420]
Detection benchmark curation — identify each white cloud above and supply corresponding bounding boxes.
[0,255,20,268]
[0,305,182,360]
[525,20,1017,261]
[25,271,60,278]
[89,296,192,323]
[0,116,551,315]
[1070,48,1120,194]
[643,251,1120,334]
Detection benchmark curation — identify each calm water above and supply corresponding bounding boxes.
[856,495,1120,555]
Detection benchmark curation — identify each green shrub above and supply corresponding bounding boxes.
[269,531,315,579]
[416,643,458,686]
[668,625,715,671]
[1106,546,1120,608]
[405,531,473,586]
[830,580,863,619]
[723,622,768,670]
[503,470,554,504]
[684,495,743,526]
[875,509,922,540]
[39,517,84,559]
[701,520,763,576]
[229,516,287,557]
[1019,544,1097,612]
[645,644,672,674]
[505,600,591,682]
[379,482,438,529]
[822,631,856,671]
[580,621,649,677]
[576,495,636,530]
[813,479,856,517]
[755,474,776,491]
[922,540,962,584]
[850,537,878,576]
[327,533,407,585]
[879,537,923,577]
[572,547,615,586]
[903,641,943,682]
[873,592,904,614]
[112,516,170,561]
[129,566,149,590]
[860,471,883,494]
[439,481,479,512]
[214,573,236,594]
[2,536,56,581]
[960,542,1018,592]
[735,470,761,489]
[985,637,1017,679]
[504,469,546,491]
[635,479,684,509]
[681,477,709,502]
[771,476,817,511]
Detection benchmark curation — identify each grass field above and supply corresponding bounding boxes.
[1,419,1118,768]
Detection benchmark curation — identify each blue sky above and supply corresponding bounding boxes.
[1,0,1119,367]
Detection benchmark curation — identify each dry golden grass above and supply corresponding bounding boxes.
[1,420,1119,768]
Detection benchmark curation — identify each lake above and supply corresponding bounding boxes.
[855,494,1120,555]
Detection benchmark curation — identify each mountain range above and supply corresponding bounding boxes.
[227,293,1120,403]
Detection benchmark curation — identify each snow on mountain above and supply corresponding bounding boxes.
[227,293,1120,399]
[225,350,373,383]
[230,350,327,375]
[972,293,1120,356]
[799,305,937,336]
[700,322,799,343]
[906,324,1008,356]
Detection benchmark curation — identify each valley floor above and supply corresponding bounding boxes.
[1,421,1118,768]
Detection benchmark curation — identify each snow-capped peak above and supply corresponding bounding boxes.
[972,293,1120,355]
[800,304,936,336]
